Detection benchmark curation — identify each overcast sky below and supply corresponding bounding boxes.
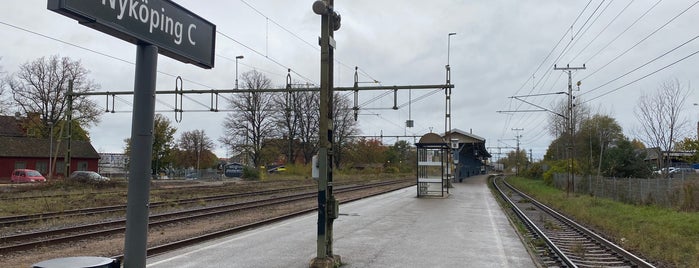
[1,0,698,160]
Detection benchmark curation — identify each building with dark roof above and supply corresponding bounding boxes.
[0,115,100,180]
[444,128,492,180]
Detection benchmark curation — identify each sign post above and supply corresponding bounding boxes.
[48,1,215,266]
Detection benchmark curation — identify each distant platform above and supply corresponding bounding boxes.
[146,175,535,268]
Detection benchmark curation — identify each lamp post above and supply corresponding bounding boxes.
[235,55,244,89]
[48,121,53,180]
[447,32,456,67]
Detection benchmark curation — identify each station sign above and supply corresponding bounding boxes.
[48,0,215,69]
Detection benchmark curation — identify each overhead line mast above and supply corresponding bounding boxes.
[554,64,585,197]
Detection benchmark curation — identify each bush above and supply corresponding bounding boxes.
[523,162,544,179]
[242,166,260,180]
[384,166,400,174]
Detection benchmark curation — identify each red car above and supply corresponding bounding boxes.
[11,169,47,183]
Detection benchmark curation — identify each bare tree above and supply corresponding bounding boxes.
[220,70,275,167]
[0,61,10,115]
[547,97,590,138]
[178,129,214,171]
[296,90,320,164]
[635,79,691,174]
[333,93,359,168]
[272,86,303,164]
[4,55,102,130]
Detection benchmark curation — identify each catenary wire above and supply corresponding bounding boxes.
[581,0,699,81]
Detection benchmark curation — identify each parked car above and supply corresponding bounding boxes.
[185,172,199,180]
[654,167,677,174]
[69,171,110,182]
[11,169,47,183]
[670,167,695,174]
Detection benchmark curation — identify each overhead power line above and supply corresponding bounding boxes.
[582,34,699,97]
[584,49,699,103]
[568,1,635,63]
[216,30,318,85]
[238,0,380,83]
[582,0,699,81]
[582,0,662,65]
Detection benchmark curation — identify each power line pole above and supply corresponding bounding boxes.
[512,128,523,176]
[554,64,585,197]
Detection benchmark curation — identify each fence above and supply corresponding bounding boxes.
[552,173,699,210]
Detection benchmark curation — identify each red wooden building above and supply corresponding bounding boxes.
[0,115,100,181]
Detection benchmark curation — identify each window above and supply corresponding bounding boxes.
[55,161,65,175]
[14,161,26,169]
[78,161,88,171]
[36,161,48,174]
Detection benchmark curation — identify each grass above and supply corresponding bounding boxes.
[0,172,412,217]
[507,176,699,267]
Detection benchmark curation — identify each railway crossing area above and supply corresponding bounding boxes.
[146,175,535,267]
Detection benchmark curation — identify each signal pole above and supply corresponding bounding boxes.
[554,64,585,197]
[311,1,341,267]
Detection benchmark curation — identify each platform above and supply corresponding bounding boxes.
[146,175,536,267]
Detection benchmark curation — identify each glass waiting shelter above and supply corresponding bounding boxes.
[415,133,450,197]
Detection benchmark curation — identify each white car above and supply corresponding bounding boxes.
[69,171,110,182]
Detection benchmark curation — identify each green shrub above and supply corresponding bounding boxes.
[384,166,400,174]
[523,162,544,179]
[242,166,260,180]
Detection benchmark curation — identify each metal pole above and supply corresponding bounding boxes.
[123,44,158,268]
[235,55,243,90]
[311,1,340,266]
[65,81,73,178]
[316,0,331,260]
[447,32,456,66]
[554,64,585,197]
[48,122,53,180]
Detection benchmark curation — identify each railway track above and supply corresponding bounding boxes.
[492,176,655,268]
[0,185,312,226]
[0,179,413,256]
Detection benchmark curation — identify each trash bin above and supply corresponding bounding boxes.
[32,256,119,268]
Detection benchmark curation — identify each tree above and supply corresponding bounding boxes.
[272,89,300,164]
[220,70,275,167]
[385,140,415,172]
[295,90,320,164]
[177,129,215,170]
[547,97,590,138]
[575,114,624,175]
[345,138,387,168]
[602,138,651,178]
[635,79,691,175]
[124,114,177,175]
[333,92,359,168]
[0,60,10,114]
[500,149,529,173]
[674,137,699,164]
[4,55,102,129]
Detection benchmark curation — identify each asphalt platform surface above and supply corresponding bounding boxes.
[147,175,536,268]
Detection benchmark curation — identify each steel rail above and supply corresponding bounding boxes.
[501,178,655,268]
[0,180,413,254]
[494,176,655,268]
[492,176,575,267]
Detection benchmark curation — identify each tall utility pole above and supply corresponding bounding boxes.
[512,128,523,176]
[554,64,585,197]
[311,1,341,267]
